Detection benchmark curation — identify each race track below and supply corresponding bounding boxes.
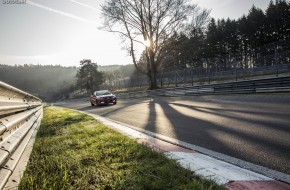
[57,93,290,175]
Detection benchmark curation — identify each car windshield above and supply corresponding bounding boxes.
[95,90,111,96]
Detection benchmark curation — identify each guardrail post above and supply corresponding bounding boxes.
[191,68,194,86]
[208,63,211,84]
[234,58,238,81]
[160,72,163,87]
[175,72,178,87]
[275,46,279,77]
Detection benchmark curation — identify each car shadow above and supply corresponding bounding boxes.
[78,104,115,111]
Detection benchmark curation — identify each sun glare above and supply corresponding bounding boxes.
[144,39,151,47]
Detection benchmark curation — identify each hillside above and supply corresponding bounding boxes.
[0,64,136,101]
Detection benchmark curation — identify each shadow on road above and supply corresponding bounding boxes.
[78,104,115,111]
[170,102,290,133]
[144,100,157,134]
[154,100,290,175]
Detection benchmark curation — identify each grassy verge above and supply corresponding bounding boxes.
[20,106,224,190]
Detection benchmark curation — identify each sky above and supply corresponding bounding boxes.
[0,0,271,67]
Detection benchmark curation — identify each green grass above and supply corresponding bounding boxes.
[19,106,224,190]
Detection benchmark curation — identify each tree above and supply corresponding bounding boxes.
[266,0,290,43]
[101,0,209,89]
[76,59,104,94]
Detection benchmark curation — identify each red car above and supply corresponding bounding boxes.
[90,90,117,106]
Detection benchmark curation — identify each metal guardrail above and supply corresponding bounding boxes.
[0,81,43,189]
[102,63,290,90]
[116,76,290,99]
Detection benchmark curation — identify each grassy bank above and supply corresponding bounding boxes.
[20,106,223,190]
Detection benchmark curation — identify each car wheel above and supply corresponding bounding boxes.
[113,102,117,105]
[91,102,94,106]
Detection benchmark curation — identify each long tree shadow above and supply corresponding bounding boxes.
[101,99,150,117]
[170,102,290,133]
[143,100,157,134]
[154,100,234,151]
[154,100,290,175]
[169,102,290,151]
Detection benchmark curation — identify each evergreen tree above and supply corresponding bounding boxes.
[76,60,104,95]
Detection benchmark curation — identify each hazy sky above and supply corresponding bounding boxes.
[0,0,271,67]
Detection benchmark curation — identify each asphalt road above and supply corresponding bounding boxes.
[58,94,290,175]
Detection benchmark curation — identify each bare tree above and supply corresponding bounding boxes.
[101,0,209,89]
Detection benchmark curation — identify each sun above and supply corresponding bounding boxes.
[143,39,151,47]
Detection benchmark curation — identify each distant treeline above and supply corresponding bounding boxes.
[0,64,78,101]
[161,0,290,71]
[0,64,136,101]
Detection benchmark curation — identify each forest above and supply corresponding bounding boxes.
[0,64,136,101]
[157,0,290,72]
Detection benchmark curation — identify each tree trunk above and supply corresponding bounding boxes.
[148,49,158,89]
[149,70,158,89]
